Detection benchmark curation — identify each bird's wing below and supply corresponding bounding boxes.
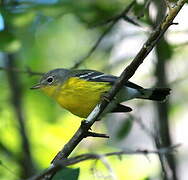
[73,69,143,89]
[73,69,116,84]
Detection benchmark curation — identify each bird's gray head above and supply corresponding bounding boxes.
[31,68,70,89]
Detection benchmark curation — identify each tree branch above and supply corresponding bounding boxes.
[28,145,180,180]
[52,0,186,165]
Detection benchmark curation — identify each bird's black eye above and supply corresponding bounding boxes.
[47,76,54,84]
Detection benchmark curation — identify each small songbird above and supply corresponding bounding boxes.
[31,68,171,118]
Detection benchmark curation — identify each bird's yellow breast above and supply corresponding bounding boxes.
[41,77,111,118]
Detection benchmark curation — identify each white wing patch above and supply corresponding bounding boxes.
[90,74,106,79]
[79,72,94,78]
[77,71,109,81]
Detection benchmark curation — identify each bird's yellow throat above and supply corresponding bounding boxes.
[41,77,111,118]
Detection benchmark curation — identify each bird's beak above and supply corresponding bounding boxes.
[30,83,42,90]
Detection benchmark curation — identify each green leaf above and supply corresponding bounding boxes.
[52,167,80,180]
[116,116,133,140]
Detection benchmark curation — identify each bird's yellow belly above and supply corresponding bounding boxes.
[44,77,111,118]
[57,92,101,118]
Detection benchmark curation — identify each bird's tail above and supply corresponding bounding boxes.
[138,88,171,101]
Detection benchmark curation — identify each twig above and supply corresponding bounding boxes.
[86,131,109,138]
[28,145,179,180]
[0,66,43,76]
[71,0,136,69]
[93,0,138,27]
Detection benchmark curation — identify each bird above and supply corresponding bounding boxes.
[31,68,171,118]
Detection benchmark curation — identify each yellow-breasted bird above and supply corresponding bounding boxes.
[31,68,171,118]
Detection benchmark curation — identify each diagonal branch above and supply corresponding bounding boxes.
[52,0,186,165]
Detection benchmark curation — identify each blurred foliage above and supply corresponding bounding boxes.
[52,167,80,180]
[116,115,133,140]
[0,0,188,180]
[0,29,21,52]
